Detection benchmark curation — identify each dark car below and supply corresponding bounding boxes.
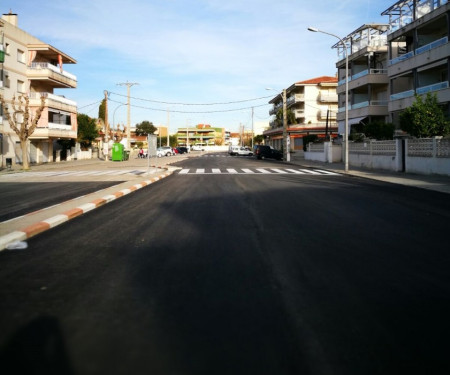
[177,147,189,154]
[254,145,283,160]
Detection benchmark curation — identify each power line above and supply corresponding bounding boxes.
[108,91,274,106]
[108,98,270,114]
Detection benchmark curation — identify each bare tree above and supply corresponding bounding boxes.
[0,94,46,170]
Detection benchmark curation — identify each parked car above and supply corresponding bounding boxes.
[177,147,189,154]
[191,145,205,151]
[236,146,253,156]
[157,146,172,157]
[254,145,283,160]
[228,145,240,155]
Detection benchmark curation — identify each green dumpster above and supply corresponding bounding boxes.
[112,143,124,161]
[123,150,130,161]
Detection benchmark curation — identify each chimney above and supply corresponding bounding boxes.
[2,10,18,27]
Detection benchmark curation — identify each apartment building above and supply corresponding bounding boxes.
[176,124,225,146]
[264,76,338,151]
[382,0,450,124]
[0,12,77,167]
[333,24,390,134]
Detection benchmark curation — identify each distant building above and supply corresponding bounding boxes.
[264,76,338,151]
[0,11,77,167]
[176,124,225,146]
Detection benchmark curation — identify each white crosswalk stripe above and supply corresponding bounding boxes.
[176,168,339,175]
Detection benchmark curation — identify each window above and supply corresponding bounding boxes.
[4,71,10,88]
[49,110,71,125]
[17,49,25,63]
[17,80,25,93]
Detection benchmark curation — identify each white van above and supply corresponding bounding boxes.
[228,145,240,155]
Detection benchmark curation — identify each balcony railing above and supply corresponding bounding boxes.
[29,92,77,106]
[389,51,414,66]
[416,81,449,95]
[352,101,370,109]
[390,89,415,100]
[416,36,448,55]
[319,93,338,102]
[338,100,388,112]
[387,0,449,34]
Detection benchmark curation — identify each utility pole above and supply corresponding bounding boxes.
[117,81,139,151]
[104,90,109,162]
[166,109,170,147]
[251,107,254,149]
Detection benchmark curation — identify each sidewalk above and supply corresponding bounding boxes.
[290,153,450,195]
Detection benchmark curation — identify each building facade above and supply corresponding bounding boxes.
[0,12,77,167]
[264,76,338,151]
[334,24,390,133]
[382,0,450,125]
[333,1,450,135]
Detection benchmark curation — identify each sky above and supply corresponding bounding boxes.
[6,0,395,132]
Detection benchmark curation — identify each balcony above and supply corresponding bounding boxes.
[269,104,282,115]
[29,92,77,112]
[31,123,77,140]
[319,110,337,119]
[338,69,389,94]
[27,62,77,88]
[416,81,449,94]
[384,0,449,34]
[416,36,448,55]
[286,94,305,106]
[294,109,305,118]
[318,93,338,103]
[389,51,415,66]
[390,89,415,100]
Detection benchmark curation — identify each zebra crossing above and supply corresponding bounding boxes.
[177,167,339,175]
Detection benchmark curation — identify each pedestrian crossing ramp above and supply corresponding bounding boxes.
[177,168,339,175]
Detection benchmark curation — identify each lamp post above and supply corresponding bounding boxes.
[308,27,349,172]
[112,103,126,142]
[266,87,290,162]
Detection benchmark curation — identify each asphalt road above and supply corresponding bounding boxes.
[1,154,450,374]
[0,182,123,222]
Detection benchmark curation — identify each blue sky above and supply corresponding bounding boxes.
[7,0,394,132]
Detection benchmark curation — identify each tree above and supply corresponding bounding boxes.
[135,121,157,136]
[254,134,265,144]
[98,99,106,124]
[77,113,99,149]
[0,94,45,170]
[275,108,296,127]
[400,93,450,137]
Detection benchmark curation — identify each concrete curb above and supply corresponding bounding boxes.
[0,171,173,251]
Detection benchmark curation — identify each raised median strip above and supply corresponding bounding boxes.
[0,171,173,251]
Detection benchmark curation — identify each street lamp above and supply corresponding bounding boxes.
[113,103,126,142]
[308,26,349,172]
[266,87,290,162]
